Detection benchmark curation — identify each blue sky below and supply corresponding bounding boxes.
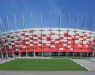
[0,0,95,32]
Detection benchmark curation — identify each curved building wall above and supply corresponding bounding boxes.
[0,28,95,56]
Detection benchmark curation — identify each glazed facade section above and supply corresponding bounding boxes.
[0,28,95,56]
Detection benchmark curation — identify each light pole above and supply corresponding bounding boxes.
[14,13,21,57]
[40,12,44,57]
[7,16,15,58]
[30,12,36,57]
[66,12,70,56]
[58,10,61,56]
[81,16,87,57]
[22,12,28,57]
[73,14,78,57]
[0,17,8,58]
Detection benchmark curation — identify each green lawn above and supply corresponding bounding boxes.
[0,59,87,71]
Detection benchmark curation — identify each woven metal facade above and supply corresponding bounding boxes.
[0,28,95,56]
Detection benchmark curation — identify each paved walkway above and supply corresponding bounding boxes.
[72,59,95,71]
[0,71,95,75]
[0,58,15,64]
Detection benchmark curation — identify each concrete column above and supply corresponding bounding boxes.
[26,50,28,57]
[34,49,36,57]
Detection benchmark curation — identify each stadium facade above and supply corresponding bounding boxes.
[0,13,95,57]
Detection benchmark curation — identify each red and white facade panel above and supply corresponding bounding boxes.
[0,28,95,53]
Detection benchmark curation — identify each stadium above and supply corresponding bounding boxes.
[1,1,95,74]
[0,12,95,58]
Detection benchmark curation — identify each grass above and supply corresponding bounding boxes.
[0,59,87,71]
